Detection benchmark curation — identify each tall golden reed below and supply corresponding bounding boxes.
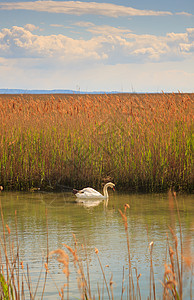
[0,93,193,192]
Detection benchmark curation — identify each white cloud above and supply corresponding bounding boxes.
[24,24,39,32]
[86,25,132,36]
[0,26,105,61]
[179,42,194,53]
[187,28,194,41]
[50,24,65,28]
[0,1,173,17]
[73,21,95,27]
[0,25,193,66]
[176,12,192,17]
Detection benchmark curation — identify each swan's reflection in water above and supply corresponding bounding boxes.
[75,198,103,208]
[40,195,106,208]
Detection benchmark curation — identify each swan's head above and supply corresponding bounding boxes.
[105,182,115,190]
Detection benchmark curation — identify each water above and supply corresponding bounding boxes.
[0,191,193,299]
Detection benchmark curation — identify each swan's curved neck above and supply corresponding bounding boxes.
[103,184,109,198]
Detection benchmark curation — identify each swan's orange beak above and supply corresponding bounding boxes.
[113,187,115,191]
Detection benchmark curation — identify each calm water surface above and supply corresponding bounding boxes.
[0,191,193,299]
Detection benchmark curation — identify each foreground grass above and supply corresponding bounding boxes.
[0,191,193,299]
[0,93,193,192]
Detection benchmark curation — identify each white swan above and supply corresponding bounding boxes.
[73,182,115,201]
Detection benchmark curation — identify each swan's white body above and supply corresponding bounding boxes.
[73,182,115,202]
[75,187,104,199]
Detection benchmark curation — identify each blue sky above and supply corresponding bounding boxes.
[0,0,193,92]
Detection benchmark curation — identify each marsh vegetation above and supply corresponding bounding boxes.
[0,93,193,192]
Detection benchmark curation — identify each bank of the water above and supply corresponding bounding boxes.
[0,93,193,193]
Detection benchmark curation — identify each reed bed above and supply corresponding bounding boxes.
[0,191,193,299]
[0,93,193,192]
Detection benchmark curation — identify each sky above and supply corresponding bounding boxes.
[0,0,193,92]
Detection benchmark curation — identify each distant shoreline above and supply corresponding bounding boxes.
[1,89,117,94]
[0,89,193,95]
